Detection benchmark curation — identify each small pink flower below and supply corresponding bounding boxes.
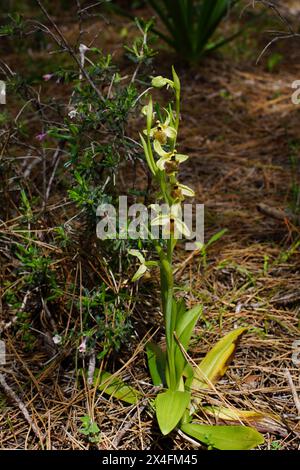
[36,132,47,141]
[78,338,87,354]
[43,73,53,82]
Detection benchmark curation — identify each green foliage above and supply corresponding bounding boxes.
[79,415,101,443]
[15,243,59,296]
[0,13,24,36]
[278,240,300,264]
[146,0,240,62]
[0,112,9,125]
[1,15,156,322]
[80,286,132,360]
[46,48,141,226]
[198,228,228,268]
[191,327,246,392]
[267,52,283,73]
[181,423,264,450]
[146,342,166,386]
[271,440,282,450]
[138,70,263,445]
[124,19,157,65]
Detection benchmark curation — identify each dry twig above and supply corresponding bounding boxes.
[0,373,42,441]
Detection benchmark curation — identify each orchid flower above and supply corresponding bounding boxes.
[154,141,189,171]
[148,118,177,145]
[171,183,195,201]
[151,203,190,238]
[143,105,177,145]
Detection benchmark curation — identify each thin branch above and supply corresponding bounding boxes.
[244,1,300,62]
[35,0,105,102]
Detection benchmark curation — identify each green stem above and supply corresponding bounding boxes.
[175,91,180,135]
[167,235,173,264]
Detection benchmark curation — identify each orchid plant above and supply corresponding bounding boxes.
[96,68,280,450]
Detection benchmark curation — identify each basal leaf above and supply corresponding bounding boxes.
[191,327,247,392]
[174,304,202,379]
[155,390,190,435]
[181,422,264,450]
[176,304,203,349]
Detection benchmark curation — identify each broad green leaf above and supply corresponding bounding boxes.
[191,327,247,392]
[164,291,175,348]
[181,423,264,450]
[183,362,194,381]
[174,304,202,379]
[95,370,142,405]
[146,342,166,386]
[175,297,186,318]
[176,304,203,348]
[155,390,190,435]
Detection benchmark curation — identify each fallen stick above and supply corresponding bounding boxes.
[285,369,300,418]
[0,373,41,440]
[112,397,150,448]
[257,203,300,224]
